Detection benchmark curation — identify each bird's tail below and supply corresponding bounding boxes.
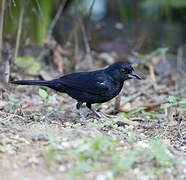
[11,80,65,93]
[11,80,51,86]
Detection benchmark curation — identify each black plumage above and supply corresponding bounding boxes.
[11,62,142,124]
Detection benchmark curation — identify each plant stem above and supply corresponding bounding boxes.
[14,0,24,61]
[0,0,6,63]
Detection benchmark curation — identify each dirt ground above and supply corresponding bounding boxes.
[0,66,186,180]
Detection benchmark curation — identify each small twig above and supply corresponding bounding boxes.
[74,26,79,68]
[14,0,25,61]
[87,0,96,39]
[35,0,47,28]
[87,0,96,23]
[64,22,79,48]
[48,0,68,39]
[0,0,6,63]
[5,109,18,122]
[73,1,80,69]
[80,18,93,64]
[36,0,68,62]
[0,109,26,121]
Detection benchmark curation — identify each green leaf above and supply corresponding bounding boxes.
[148,138,178,165]
[144,167,165,175]
[154,114,165,119]
[147,48,169,59]
[48,133,59,149]
[15,56,35,68]
[127,132,136,143]
[15,56,40,72]
[116,150,143,171]
[39,88,48,100]
[133,48,169,61]
[168,96,177,104]
[132,51,147,60]
[128,107,145,117]
[179,98,186,107]
[28,61,40,72]
[48,94,56,103]
[8,93,20,104]
[177,108,185,113]
[122,112,129,118]
[160,103,172,109]
[141,112,165,119]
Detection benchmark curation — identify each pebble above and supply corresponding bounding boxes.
[58,165,66,172]
[96,174,106,180]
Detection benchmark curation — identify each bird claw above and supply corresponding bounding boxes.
[91,110,102,119]
[92,114,102,120]
[95,112,102,118]
[76,120,87,126]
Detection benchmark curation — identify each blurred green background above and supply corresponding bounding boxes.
[2,0,186,52]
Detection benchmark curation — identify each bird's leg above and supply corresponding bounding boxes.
[86,103,102,118]
[76,102,87,125]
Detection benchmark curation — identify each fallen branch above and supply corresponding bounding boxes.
[119,101,168,113]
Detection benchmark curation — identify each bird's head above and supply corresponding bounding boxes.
[106,62,142,81]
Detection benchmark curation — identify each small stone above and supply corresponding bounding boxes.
[61,141,70,148]
[96,174,106,180]
[58,165,66,172]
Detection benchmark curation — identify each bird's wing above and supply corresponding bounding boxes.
[55,71,110,95]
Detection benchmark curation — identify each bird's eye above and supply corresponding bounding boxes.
[121,68,132,74]
[127,69,132,74]
[120,69,126,73]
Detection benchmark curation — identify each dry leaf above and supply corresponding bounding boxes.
[56,45,69,56]
[22,103,31,109]
[53,50,64,73]
[117,116,139,126]
[148,64,156,87]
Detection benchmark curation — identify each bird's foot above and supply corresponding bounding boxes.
[76,119,87,126]
[91,109,102,119]
[77,107,87,125]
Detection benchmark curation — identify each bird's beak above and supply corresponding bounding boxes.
[128,70,142,80]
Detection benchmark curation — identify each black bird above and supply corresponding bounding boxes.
[11,62,142,124]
